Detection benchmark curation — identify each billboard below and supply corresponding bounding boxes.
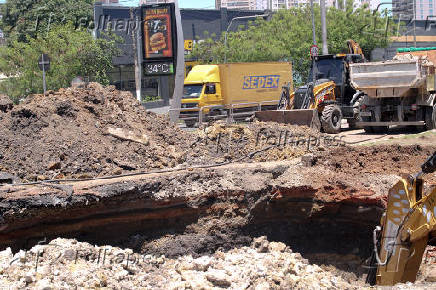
[143,5,174,59]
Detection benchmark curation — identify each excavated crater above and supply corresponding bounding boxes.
[0,159,392,285]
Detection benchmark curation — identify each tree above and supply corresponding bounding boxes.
[0,24,119,102]
[191,3,392,85]
[0,0,93,42]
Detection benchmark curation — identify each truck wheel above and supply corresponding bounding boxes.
[347,119,359,130]
[361,116,374,133]
[371,125,389,134]
[321,104,342,134]
[425,105,436,130]
[363,114,388,134]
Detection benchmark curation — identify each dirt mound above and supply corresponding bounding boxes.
[0,83,344,182]
[0,83,192,182]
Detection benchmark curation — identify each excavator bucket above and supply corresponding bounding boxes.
[255,109,321,131]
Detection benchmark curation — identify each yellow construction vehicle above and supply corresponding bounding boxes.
[367,152,436,285]
[256,40,365,133]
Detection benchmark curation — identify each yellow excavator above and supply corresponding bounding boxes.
[256,40,365,133]
[367,152,436,285]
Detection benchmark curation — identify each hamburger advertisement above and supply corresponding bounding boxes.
[143,6,174,59]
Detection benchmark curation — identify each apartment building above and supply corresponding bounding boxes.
[218,0,379,10]
[140,0,174,4]
[393,0,436,20]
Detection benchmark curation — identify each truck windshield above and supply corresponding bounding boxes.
[308,58,344,85]
[183,85,203,99]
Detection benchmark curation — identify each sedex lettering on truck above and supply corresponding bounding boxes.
[179,62,292,127]
[242,75,281,90]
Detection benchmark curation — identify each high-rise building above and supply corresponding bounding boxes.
[219,0,297,10]
[140,0,174,4]
[393,0,436,20]
[219,0,256,10]
[218,0,381,10]
[415,0,436,20]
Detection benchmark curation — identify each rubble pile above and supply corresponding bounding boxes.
[0,237,363,289]
[0,83,193,181]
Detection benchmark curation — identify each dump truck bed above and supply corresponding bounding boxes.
[349,60,428,98]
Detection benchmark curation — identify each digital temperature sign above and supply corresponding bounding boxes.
[144,62,174,75]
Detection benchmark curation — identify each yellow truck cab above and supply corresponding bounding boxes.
[180,62,292,127]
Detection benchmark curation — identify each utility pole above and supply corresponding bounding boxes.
[310,0,317,87]
[130,8,142,102]
[413,0,417,47]
[310,0,316,46]
[170,0,185,123]
[320,0,328,54]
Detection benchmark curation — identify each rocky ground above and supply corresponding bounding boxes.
[0,237,365,289]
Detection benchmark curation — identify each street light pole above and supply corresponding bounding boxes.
[413,0,417,47]
[310,0,317,86]
[310,0,316,46]
[320,0,328,54]
[224,14,269,63]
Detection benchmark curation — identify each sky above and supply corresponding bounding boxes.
[120,0,215,8]
[0,0,215,7]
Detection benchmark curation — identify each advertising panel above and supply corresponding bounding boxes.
[143,5,174,59]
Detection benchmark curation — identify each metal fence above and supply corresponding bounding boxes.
[169,100,278,127]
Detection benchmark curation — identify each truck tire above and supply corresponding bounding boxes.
[363,113,388,134]
[425,105,436,130]
[321,104,342,134]
[362,116,374,133]
[371,125,389,134]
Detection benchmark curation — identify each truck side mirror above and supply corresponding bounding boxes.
[205,84,216,94]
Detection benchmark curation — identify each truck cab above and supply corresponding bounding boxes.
[181,65,222,127]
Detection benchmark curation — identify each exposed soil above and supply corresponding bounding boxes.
[0,84,323,182]
[317,145,436,180]
[0,83,193,182]
[1,83,436,288]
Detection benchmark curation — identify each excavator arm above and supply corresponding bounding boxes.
[347,39,365,59]
[374,152,436,285]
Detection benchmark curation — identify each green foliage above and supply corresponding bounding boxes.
[191,4,392,85]
[141,95,161,103]
[0,24,120,102]
[0,0,93,42]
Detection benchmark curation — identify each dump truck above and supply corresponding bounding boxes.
[367,151,436,286]
[180,62,293,127]
[350,48,436,132]
[256,40,365,133]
